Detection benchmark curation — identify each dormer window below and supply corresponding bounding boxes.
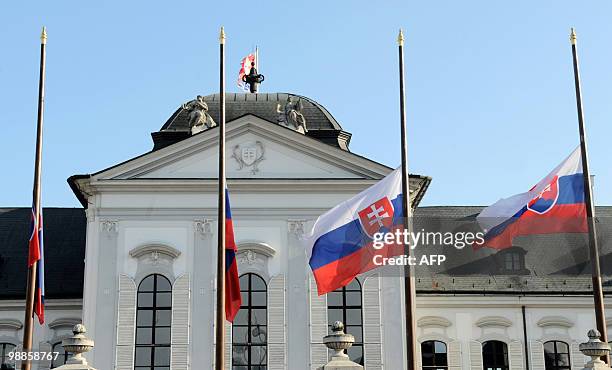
[496,247,528,274]
[504,251,521,271]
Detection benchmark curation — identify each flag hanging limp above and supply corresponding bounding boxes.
[28,206,45,324]
[225,190,242,322]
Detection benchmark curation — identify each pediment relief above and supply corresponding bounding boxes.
[537,316,574,328]
[0,319,23,331]
[475,316,513,328]
[417,316,452,328]
[91,117,391,181]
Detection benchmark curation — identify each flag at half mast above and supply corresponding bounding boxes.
[225,190,241,322]
[305,168,406,294]
[476,146,588,249]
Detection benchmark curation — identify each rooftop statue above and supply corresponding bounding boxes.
[182,95,217,135]
[276,97,307,134]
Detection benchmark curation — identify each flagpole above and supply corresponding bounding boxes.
[255,46,259,71]
[21,26,47,370]
[397,29,418,370]
[215,26,227,370]
[569,28,609,362]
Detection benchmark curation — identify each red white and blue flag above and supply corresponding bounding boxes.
[29,206,45,324]
[237,54,255,92]
[225,190,242,322]
[476,146,588,249]
[305,168,405,294]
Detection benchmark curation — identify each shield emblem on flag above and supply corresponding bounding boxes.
[527,175,560,214]
[358,197,395,238]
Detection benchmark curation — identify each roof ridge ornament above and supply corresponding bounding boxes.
[182,95,217,135]
[276,96,307,134]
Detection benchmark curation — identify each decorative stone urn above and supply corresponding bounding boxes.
[54,324,97,370]
[317,321,363,370]
[579,329,612,370]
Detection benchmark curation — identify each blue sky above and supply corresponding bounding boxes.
[1,1,611,207]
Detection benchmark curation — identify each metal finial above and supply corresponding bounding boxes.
[397,29,404,46]
[570,28,577,45]
[40,26,47,44]
[219,26,226,44]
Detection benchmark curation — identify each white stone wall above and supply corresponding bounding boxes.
[1,296,610,369]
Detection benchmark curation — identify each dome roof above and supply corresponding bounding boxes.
[152,93,351,151]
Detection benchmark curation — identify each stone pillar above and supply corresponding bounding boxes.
[53,324,97,370]
[317,322,363,370]
[580,329,612,370]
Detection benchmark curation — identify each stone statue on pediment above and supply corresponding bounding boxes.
[182,95,217,135]
[276,97,307,134]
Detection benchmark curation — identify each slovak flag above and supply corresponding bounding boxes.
[28,206,45,324]
[476,146,588,249]
[225,190,242,322]
[305,168,405,295]
[237,54,255,92]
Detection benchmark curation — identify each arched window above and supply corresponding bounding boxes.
[51,342,69,368]
[232,273,267,369]
[327,279,363,365]
[421,340,448,369]
[544,340,571,370]
[482,340,509,370]
[1,343,16,370]
[134,274,172,370]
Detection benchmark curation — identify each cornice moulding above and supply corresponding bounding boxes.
[48,317,82,330]
[129,244,181,259]
[475,316,513,328]
[237,241,276,257]
[417,316,452,328]
[0,319,23,330]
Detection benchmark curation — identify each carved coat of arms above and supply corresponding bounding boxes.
[232,141,265,174]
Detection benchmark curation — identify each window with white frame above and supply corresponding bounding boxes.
[1,343,16,370]
[134,274,172,370]
[51,341,69,368]
[421,340,448,369]
[232,273,268,370]
[544,340,571,370]
[482,340,509,370]
[327,279,363,365]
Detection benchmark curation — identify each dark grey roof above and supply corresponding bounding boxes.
[0,208,85,299]
[152,93,352,151]
[411,206,612,294]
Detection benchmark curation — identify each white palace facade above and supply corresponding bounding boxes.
[0,92,611,370]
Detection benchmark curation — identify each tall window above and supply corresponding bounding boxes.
[134,274,172,370]
[544,341,571,370]
[327,279,363,365]
[1,343,16,370]
[482,340,509,370]
[51,342,69,368]
[233,273,267,369]
[421,340,448,369]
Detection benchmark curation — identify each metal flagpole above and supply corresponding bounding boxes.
[255,46,259,71]
[569,28,609,363]
[215,26,227,370]
[397,29,418,370]
[21,26,47,370]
